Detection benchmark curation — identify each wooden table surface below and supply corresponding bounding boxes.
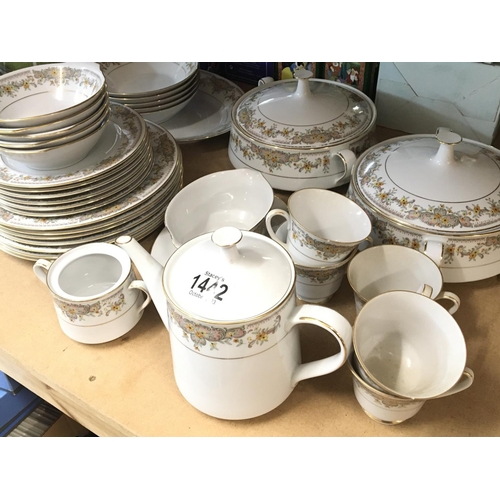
[0,127,499,437]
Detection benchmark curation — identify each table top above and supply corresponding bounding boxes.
[0,127,499,437]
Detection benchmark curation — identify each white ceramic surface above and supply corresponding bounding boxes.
[33,242,150,344]
[159,70,244,143]
[0,62,105,128]
[347,245,460,314]
[353,290,472,400]
[266,188,372,266]
[164,168,273,247]
[116,230,353,420]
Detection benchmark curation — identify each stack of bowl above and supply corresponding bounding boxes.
[99,62,199,124]
[0,62,109,171]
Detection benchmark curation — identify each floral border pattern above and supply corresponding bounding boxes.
[168,305,282,352]
[231,129,375,177]
[54,287,126,322]
[291,220,352,261]
[235,86,371,148]
[372,217,500,265]
[0,66,101,101]
[295,265,345,284]
[356,140,500,231]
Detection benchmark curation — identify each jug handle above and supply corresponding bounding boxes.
[128,280,152,313]
[287,303,353,387]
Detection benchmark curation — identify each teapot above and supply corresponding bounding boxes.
[116,227,352,420]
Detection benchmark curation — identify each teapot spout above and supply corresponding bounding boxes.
[115,235,169,326]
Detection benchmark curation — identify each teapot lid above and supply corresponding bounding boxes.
[351,128,500,234]
[232,69,376,149]
[162,227,295,322]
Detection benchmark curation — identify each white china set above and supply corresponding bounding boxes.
[1,62,486,425]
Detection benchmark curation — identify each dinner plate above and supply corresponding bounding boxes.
[159,70,244,143]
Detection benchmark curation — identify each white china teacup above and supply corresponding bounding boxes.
[265,188,372,266]
[353,290,473,400]
[347,244,460,314]
[33,242,150,344]
[347,354,427,425]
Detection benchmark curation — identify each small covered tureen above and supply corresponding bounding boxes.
[229,69,377,192]
[347,127,500,283]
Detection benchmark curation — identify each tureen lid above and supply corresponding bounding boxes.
[162,227,295,322]
[351,128,500,234]
[232,69,376,149]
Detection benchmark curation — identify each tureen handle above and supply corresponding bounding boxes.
[432,127,462,166]
[286,304,352,387]
[332,149,357,182]
[33,259,52,285]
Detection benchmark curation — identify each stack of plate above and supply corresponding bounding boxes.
[0,103,183,261]
[0,62,110,171]
[100,62,199,124]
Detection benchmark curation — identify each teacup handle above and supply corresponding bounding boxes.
[265,208,290,248]
[286,303,352,387]
[33,258,52,285]
[431,367,474,399]
[434,290,460,314]
[128,280,152,313]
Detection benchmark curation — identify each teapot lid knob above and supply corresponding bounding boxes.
[211,227,242,248]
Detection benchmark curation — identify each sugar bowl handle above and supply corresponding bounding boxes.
[33,259,52,286]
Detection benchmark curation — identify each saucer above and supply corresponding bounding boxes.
[151,195,288,266]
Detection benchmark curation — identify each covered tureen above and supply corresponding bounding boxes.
[347,127,500,283]
[228,69,377,192]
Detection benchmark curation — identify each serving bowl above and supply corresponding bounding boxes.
[164,168,274,247]
[228,69,377,192]
[0,62,106,128]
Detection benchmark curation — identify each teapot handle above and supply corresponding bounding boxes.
[286,303,352,386]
